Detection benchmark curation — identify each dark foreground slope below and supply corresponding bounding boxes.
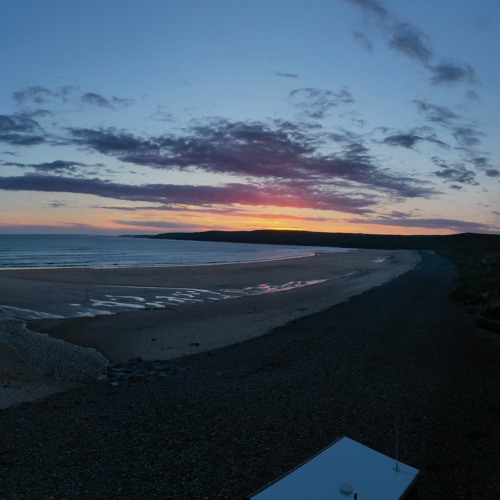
[1,252,498,498]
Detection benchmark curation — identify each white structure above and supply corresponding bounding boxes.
[251,436,419,499]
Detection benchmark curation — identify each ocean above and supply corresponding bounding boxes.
[0,234,345,269]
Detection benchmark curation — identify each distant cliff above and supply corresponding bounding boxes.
[137,229,499,252]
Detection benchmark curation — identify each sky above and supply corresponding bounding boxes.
[1,0,499,235]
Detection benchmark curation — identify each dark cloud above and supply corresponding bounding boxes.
[12,86,55,105]
[383,134,422,149]
[382,132,447,149]
[464,157,499,178]
[452,126,484,148]
[471,157,488,168]
[65,118,435,200]
[37,160,88,172]
[276,71,299,78]
[414,102,490,174]
[430,63,475,85]
[352,31,373,52]
[70,127,155,155]
[1,159,97,175]
[434,167,478,185]
[0,114,45,146]
[12,86,133,110]
[432,157,478,185]
[389,23,432,64]
[81,92,111,108]
[1,108,437,208]
[414,100,459,124]
[486,169,500,177]
[290,87,354,119]
[0,174,376,214]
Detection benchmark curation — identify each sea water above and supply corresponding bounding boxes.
[0,234,342,269]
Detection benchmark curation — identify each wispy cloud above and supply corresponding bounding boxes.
[452,126,484,148]
[432,157,478,186]
[413,100,495,178]
[414,100,459,124]
[48,201,68,208]
[352,31,373,52]
[344,0,477,86]
[12,86,133,110]
[12,86,60,105]
[149,106,175,122]
[290,87,354,119]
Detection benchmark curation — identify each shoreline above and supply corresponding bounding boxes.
[0,249,420,408]
[0,250,414,319]
[0,248,321,272]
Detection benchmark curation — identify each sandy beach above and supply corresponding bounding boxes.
[0,249,420,408]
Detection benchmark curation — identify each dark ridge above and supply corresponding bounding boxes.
[137,228,500,252]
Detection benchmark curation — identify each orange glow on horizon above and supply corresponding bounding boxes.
[0,204,484,236]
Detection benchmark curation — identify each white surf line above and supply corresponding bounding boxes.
[220,279,329,295]
[0,272,362,320]
[0,305,64,320]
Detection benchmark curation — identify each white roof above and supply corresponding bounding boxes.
[251,436,419,500]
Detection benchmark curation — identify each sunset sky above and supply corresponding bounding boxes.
[1,0,499,235]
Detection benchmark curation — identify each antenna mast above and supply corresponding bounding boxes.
[394,417,400,472]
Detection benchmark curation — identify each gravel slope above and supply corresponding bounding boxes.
[0,251,498,499]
